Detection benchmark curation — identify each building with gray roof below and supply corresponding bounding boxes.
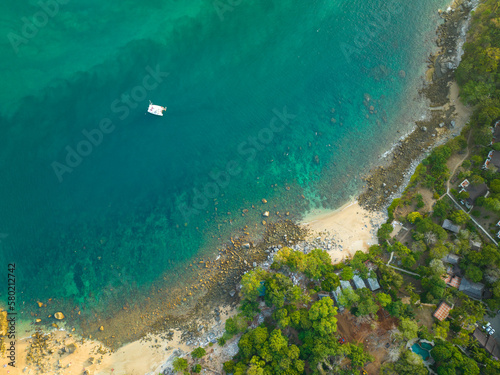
[330,286,341,305]
[352,273,367,289]
[459,277,485,300]
[340,280,353,291]
[366,277,381,291]
[442,253,460,265]
[442,219,460,234]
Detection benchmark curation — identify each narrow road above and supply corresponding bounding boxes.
[446,192,498,246]
[387,264,420,277]
[435,130,498,245]
[387,251,394,265]
[386,251,421,276]
[440,129,472,200]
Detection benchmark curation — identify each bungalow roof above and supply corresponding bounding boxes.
[442,253,460,265]
[491,151,500,169]
[459,277,485,300]
[366,277,380,291]
[340,280,353,291]
[473,328,500,358]
[331,286,341,304]
[470,239,482,251]
[449,276,461,288]
[433,302,452,321]
[495,123,500,137]
[352,274,367,289]
[442,219,460,234]
[466,183,489,202]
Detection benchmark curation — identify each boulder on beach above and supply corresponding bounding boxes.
[66,343,77,354]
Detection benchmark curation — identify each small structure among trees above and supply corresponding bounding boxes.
[352,273,367,290]
[433,302,452,321]
[463,183,489,209]
[366,276,381,291]
[458,278,485,300]
[473,328,500,358]
[442,219,460,234]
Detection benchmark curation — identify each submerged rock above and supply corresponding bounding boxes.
[54,312,65,320]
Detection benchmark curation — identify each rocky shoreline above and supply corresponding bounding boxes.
[359,0,476,211]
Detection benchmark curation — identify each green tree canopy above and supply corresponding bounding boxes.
[237,327,305,375]
[407,211,423,224]
[173,357,188,372]
[382,350,428,375]
[303,249,332,279]
[450,210,470,225]
[399,317,419,340]
[321,271,340,292]
[191,347,206,359]
[338,287,360,309]
[241,268,269,301]
[355,288,379,316]
[465,264,483,283]
[341,266,354,281]
[376,292,392,307]
[308,297,338,336]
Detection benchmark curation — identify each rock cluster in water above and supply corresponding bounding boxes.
[359,0,475,211]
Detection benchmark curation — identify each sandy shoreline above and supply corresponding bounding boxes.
[301,201,386,263]
[0,308,236,375]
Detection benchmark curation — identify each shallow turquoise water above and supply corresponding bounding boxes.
[0,0,449,315]
[412,343,431,361]
[421,342,434,350]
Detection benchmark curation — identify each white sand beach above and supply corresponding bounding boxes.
[301,201,386,263]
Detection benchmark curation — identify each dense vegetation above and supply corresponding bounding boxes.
[456,0,500,106]
[222,248,375,375]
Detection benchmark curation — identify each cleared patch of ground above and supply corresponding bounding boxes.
[336,309,399,374]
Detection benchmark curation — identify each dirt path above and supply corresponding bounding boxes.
[441,128,472,199]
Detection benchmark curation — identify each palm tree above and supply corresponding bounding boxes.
[405,283,415,294]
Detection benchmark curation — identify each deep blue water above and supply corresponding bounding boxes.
[0,0,449,317]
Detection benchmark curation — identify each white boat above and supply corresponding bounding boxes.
[147,101,167,116]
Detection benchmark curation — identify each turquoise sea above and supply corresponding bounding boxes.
[0,0,449,323]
